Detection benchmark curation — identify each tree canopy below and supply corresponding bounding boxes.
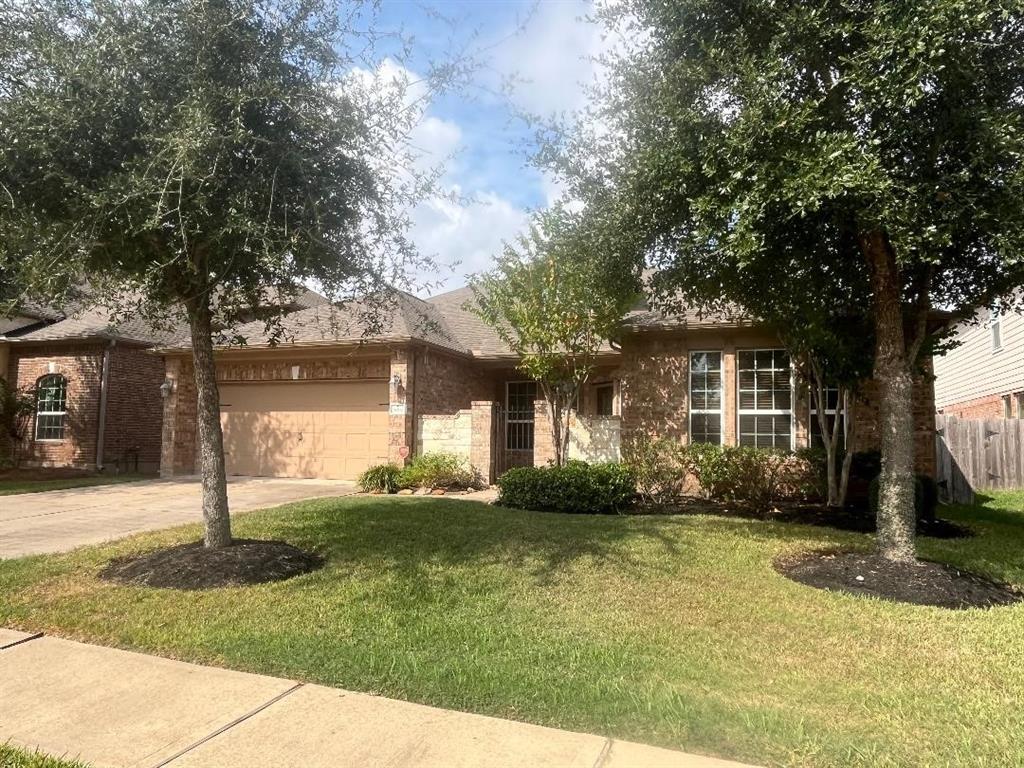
[551,0,1024,560]
[0,0,445,546]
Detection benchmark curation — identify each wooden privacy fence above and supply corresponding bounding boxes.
[935,414,1024,504]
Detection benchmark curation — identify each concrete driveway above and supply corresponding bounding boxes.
[0,476,356,559]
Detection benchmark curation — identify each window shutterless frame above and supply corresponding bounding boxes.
[34,373,68,442]
[688,350,723,445]
[736,348,795,450]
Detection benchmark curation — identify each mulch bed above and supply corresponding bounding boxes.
[99,539,323,590]
[649,498,973,539]
[776,550,1024,609]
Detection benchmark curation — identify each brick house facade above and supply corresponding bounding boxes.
[157,288,937,482]
[2,340,166,473]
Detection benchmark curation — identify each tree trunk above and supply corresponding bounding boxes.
[863,230,916,563]
[838,394,856,505]
[186,296,232,549]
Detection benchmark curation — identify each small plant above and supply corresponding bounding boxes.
[0,379,36,468]
[621,434,684,505]
[497,461,636,514]
[398,452,479,491]
[357,463,403,494]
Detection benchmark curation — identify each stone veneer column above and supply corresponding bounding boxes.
[388,348,415,464]
[469,400,496,484]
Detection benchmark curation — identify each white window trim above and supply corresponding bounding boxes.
[736,348,795,450]
[688,350,724,445]
[35,376,68,443]
[505,380,537,451]
[809,385,849,448]
[990,306,1003,352]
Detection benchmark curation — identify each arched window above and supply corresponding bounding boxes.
[35,374,68,441]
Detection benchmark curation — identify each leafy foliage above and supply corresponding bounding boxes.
[680,444,816,513]
[398,452,479,491]
[0,0,456,546]
[0,379,36,468]
[620,434,685,505]
[470,207,637,466]
[548,0,1024,560]
[497,461,637,515]
[357,463,403,494]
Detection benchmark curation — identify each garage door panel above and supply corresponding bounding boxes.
[220,381,388,481]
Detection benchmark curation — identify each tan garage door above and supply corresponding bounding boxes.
[219,381,389,480]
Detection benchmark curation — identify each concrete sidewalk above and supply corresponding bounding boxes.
[0,631,759,768]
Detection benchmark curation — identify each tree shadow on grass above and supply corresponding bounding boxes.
[252,497,688,590]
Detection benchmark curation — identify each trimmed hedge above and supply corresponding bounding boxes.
[497,461,636,515]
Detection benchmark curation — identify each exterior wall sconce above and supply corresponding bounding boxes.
[159,378,176,399]
[391,373,402,388]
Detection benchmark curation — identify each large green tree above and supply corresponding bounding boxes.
[554,0,1024,561]
[0,0,437,547]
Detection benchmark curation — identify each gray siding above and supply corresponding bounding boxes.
[933,307,1024,408]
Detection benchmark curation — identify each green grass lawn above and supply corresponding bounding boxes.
[0,744,89,768]
[2,494,1024,768]
[0,474,149,496]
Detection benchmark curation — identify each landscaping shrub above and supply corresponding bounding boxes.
[357,463,403,494]
[680,443,815,512]
[398,452,479,491]
[868,474,939,522]
[497,461,636,514]
[621,434,684,504]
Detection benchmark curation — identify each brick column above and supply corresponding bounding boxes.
[470,400,496,484]
[388,348,415,464]
[533,399,554,467]
[159,356,198,477]
[723,345,737,446]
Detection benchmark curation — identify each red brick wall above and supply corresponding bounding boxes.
[8,343,166,472]
[937,393,1013,420]
[615,331,938,477]
[8,344,106,469]
[102,346,166,473]
[415,348,494,416]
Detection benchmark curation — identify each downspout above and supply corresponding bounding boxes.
[95,339,115,471]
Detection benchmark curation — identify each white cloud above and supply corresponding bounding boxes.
[493,0,607,117]
[410,189,530,294]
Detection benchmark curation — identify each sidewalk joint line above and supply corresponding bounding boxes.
[592,738,614,768]
[0,632,44,651]
[151,682,304,768]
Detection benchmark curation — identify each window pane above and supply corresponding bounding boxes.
[596,385,614,416]
[690,413,721,444]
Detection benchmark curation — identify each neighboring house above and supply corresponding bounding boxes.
[934,304,1024,419]
[157,286,937,483]
[0,289,327,473]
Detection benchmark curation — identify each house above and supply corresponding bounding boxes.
[934,304,1024,419]
[156,286,937,483]
[0,290,327,473]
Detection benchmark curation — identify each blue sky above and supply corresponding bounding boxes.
[361,1,604,294]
